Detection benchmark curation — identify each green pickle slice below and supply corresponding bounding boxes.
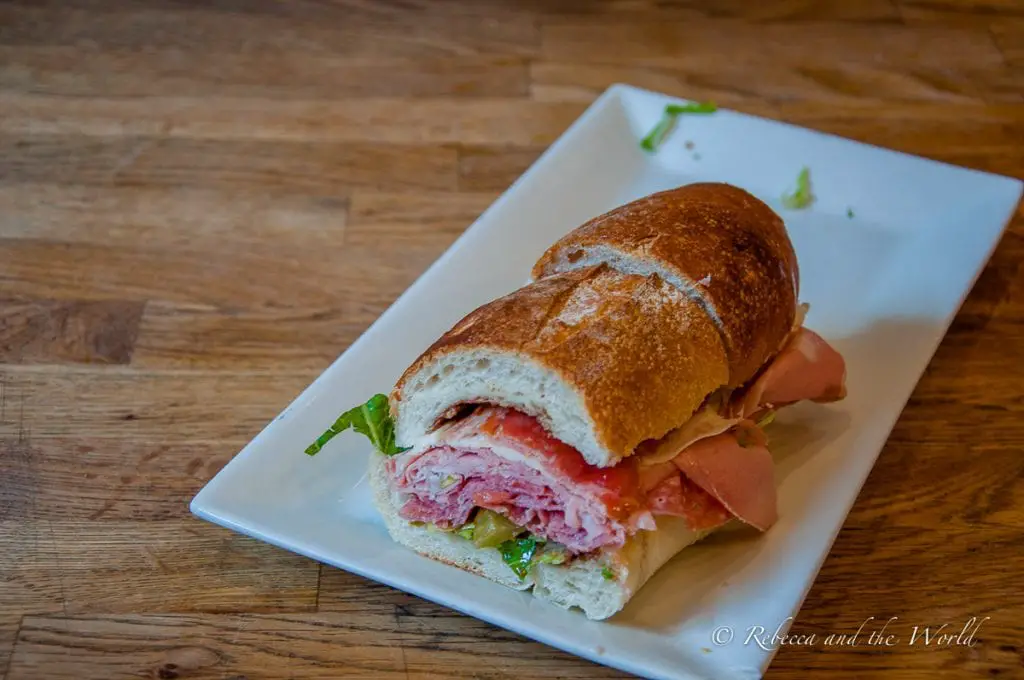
[471,508,523,548]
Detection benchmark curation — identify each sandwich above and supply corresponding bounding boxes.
[306,182,847,620]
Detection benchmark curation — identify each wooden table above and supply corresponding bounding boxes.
[1,2,1022,678]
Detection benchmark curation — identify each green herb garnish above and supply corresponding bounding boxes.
[640,101,717,153]
[498,536,540,580]
[781,167,814,210]
[305,393,408,456]
[601,566,616,581]
[847,207,855,219]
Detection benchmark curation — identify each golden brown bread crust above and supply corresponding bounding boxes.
[392,265,728,461]
[531,183,799,386]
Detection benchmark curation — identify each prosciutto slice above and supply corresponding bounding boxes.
[734,327,847,418]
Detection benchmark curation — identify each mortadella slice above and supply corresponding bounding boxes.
[735,327,847,418]
[669,422,778,531]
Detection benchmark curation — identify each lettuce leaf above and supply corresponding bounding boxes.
[664,101,718,116]
[640,101,717,152]
[498,536,540,579]
[782,167,814,209]
[305,393,409,456]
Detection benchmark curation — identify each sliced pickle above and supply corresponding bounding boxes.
[472,509,523,548]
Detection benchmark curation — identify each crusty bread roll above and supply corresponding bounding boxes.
[369,451,713,620]
[390,264,728,468]
[532,183,799,386]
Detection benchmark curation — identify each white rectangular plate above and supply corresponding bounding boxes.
[191,85,1022,680]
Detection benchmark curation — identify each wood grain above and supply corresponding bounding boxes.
[0,368,317,443]
[992,20,1024,64]
[534,0,900,21]
[128,190,494,370]
[0,95,588,146]
[768,102,1024,178]
[0,517,64,680]
[0,299,144,365]
[0,136,458,191]
[898,0,1024,25]
[1,436,234,522]
[530,60,1024,104]
[0,2,542,58]
[457,146,546,191]
[540,19,1005,69]
[0,184,349,250]
[0,47,530,98]
[7,613,407,680]
[0,520,318,614]
[346,190,495,247]
[6,608,629,680]
[320,568,628,678]
[1,1,1022,678]
[766,524,1024,678]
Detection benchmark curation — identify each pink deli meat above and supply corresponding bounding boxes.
[386,325,843,554]
[734,327,847,419]
[389,408,655,554]
[667,422,777,531]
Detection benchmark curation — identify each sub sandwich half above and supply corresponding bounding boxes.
[308,182,847,620]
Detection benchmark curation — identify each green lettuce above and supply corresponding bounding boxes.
[640,101,717,152]
[498,536,540,579]
[782,167,814,210]
[305,393,409,456]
